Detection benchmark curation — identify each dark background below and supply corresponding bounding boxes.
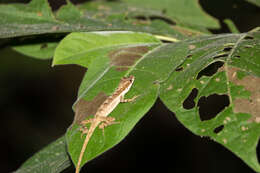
[0,0,260,173]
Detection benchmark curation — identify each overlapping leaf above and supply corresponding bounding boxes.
[1,0,220,60]
[53,31,190,169]
[0,0,186,39]
[159,30,260,171]
[14,136,71,173]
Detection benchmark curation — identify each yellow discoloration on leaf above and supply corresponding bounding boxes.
[189,44,196,50]
[167,84,173,90]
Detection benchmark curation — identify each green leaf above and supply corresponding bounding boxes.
[53,31,161,67]
[12,42,57,60]
[245,0,260,7]
[53,31,189,170]
[77,1,195,38]
[224,19,240,33]
[120,0,220,32]
[159,30,260,172]
[0,0,186,39]
[14,136,71,173]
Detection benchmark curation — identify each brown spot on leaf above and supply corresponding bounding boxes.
[116,67,129,71]
[73,93,108,124]
[109,46,149,71]
[228,67,260,123]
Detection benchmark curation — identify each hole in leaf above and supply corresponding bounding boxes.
[196,61,224,80]
[183,88,198,110]
[162,8,167,14]
[257,138,260,164]
[244,45,253,48]
[214,125,224,134]
[244,35,254,40]
[229,67,260,123]
[186,54,192,58]
[134,15,176,25]
[213,53,229,59]
[223,47,232,52]
[234,55,241,58]
[198,94,230,121]
[40,43,48,49]
[175,66,183,72]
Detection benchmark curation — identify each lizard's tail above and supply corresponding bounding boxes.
[75,121,99,173]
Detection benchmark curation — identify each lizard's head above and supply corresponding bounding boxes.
[128,75,135,83]
[120,75,135,89]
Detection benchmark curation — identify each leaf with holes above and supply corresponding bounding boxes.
[245,0,260,7]
[53,31,191,170]
[0,0,185,39]
[120,0,219,33]
[159,29,260,172]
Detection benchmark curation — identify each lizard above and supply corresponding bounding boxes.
[75,75,138,173]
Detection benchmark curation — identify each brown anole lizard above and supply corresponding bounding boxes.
[75,75,138,173]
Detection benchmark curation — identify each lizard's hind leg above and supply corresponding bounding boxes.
[79,118,95,138]
[99,117,119,135]
[79,126,89,138]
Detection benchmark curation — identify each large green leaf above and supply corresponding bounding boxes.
[14,136,71,173]
[245,0,260,7]
[120,0,219,33]
[53,31,189,170]
[53,31,161,67]
[0,0,186,39]
[53,30,260,172]
[77,1,205,37]
[159,30,260,171]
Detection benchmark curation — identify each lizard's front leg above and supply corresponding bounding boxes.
[98,116,119,135]
[79,118,95,137]
[120,95,139,103]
